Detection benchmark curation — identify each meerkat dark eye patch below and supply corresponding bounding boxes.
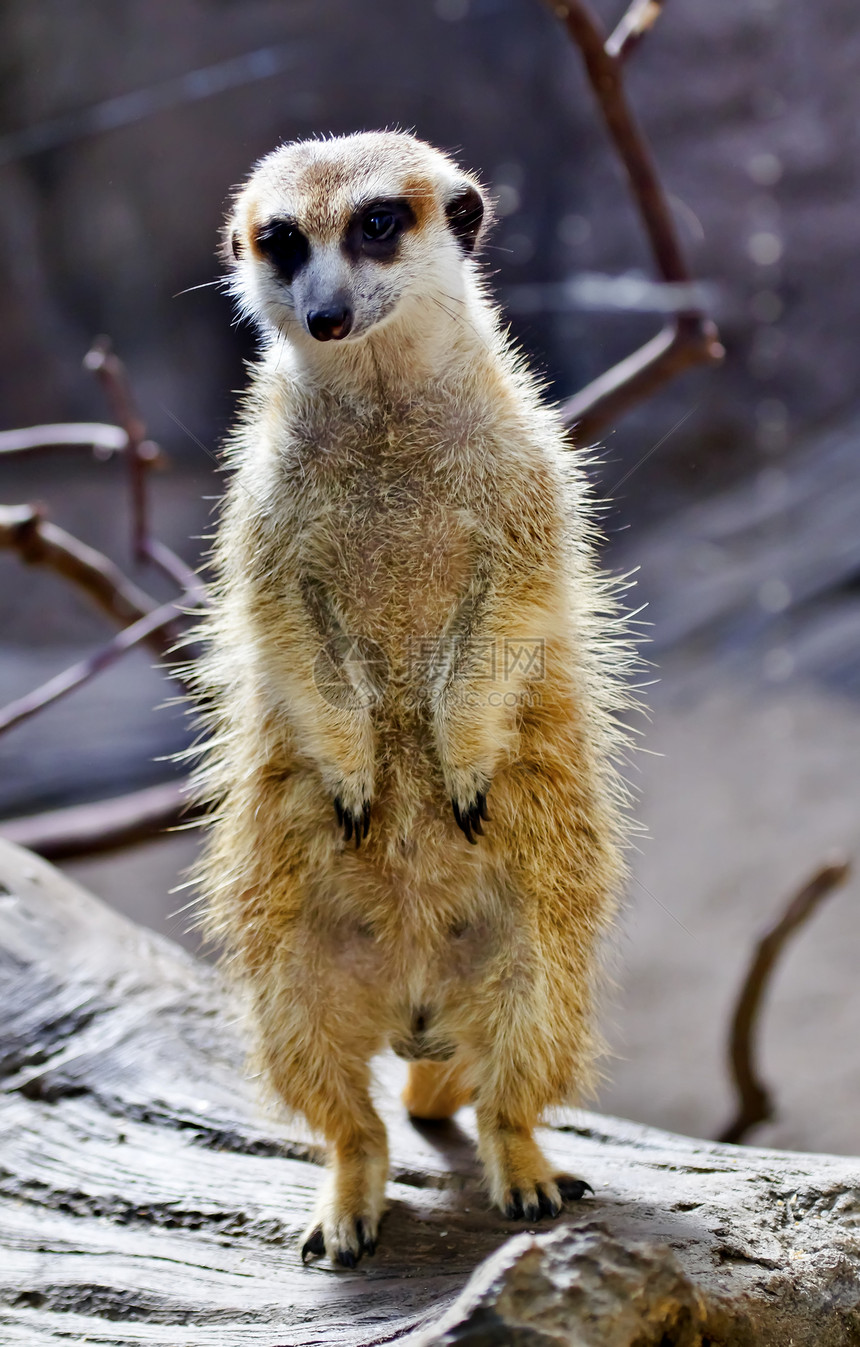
[445,185,485,255]
[345,198,416,260]
[254,218,310,283]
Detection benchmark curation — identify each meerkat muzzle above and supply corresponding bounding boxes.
[307,306,353,341]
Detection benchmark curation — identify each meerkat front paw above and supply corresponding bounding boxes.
[452,792,490,844]
[326,770,373,846]
[333,795,371,846]
[449,774,491,845]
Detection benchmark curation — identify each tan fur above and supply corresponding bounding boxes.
[188,131,636,1267]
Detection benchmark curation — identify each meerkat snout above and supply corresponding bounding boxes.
[307,304,353,341]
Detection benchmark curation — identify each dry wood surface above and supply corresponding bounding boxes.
[0,839,858,1346]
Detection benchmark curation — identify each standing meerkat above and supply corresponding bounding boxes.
[191,130,634,1268]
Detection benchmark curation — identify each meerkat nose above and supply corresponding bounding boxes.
[307,306,353,341]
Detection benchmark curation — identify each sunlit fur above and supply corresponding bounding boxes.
[188,131,637,1266]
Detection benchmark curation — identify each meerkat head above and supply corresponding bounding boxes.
[224,131,491,348]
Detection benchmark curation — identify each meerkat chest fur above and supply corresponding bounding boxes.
[249,375,524,658]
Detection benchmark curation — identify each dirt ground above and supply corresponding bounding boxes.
[62,651,860,1160]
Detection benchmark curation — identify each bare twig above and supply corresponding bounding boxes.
[0,504,170,639]
[542,0,722,438]
[0,422,130,460]
[0,780,199,860]
[83,337,206,603]
[84,337,154,563]
[606,0,666,62]
[0,342,207,853]
[147,537,209,606]
[718,860,851,1145]
[560,320,715,434]
[0,599,182,736]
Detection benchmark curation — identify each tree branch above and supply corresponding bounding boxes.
[84,337,151,562]
[0,422,130,459]
[606,0,666,62]
[0,599,183,735]
[542,0,723,439]
[0,780,197,859]
[0,504,169,638]
[83,337,207,603]
[718,859,851,1145]
[558,316,717,436]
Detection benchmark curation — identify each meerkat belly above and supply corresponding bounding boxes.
[301,854,518,1060]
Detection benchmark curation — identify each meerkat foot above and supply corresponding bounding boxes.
[478,1117,592,1223]
[301,1212,379,1267]
[503,1180,562,1221]
[300,1152,387,1267]
[502,1174,593,1220]
[333,795,371,847]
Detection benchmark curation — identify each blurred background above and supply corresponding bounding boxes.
[1,0,858,1156]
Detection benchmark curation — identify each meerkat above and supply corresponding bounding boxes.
[191,130,634,1268]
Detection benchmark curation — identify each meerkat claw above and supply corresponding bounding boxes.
[301,1226,326,1262]
[536,1183,562,1218]
[333,797,371,846]
[451,800,476,843]
[556,1175,594,1203]
[503,1188,525,1219]
[356,1217,377,1255]
[452,793,489,844]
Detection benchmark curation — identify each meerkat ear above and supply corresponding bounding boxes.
[445,182,486,255]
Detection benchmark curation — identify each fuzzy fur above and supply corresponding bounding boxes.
[188,131,636,1267]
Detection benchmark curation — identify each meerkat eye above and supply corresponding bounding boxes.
[348,199,415,260]
[254,219,309,283]
[362,210,397,242]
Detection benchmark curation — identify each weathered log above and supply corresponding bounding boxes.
[0,838,858,1346]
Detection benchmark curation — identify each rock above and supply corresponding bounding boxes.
[418,1225,708,1346]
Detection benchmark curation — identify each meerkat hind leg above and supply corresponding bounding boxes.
[263,1011,388,1266]
[298,1094,389,1267]
[402,1059,472,1121]
[301,1125,389,1267]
